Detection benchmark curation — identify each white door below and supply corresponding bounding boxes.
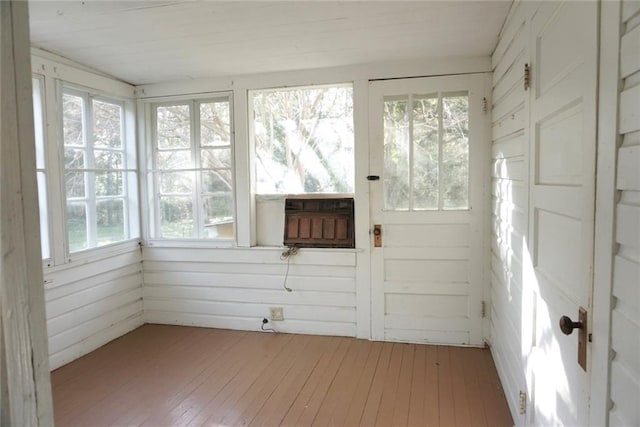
[369,74,488,345]
[526,1,598,425]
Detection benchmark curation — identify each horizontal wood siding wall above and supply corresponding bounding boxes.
[610,2,640,425]
[142,247,357,336]
[44,245,144,370]
[489,2,527,423]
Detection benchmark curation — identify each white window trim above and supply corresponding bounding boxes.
[144,91,237,245]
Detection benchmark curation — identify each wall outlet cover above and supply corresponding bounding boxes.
[270,307,284,321]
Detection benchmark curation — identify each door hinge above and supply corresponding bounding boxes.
[524,63,531,91]
[481,300,486,318]
[482,97,488,114]
[519,390,527,414]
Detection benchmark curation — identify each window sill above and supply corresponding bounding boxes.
[43,239,142,274]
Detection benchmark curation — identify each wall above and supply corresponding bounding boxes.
[44,244,144,370]
[143,247,356,336]
[609,1,640,425]
[488,1,528,423]
[31,51,145,371]
[137,57,492,340]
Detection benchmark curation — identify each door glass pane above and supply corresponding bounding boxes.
[63,93,85,146]
[160,197,194,238]
[383,98,409,210]
[413,95,439,210]
[93,100,122,148]
[156,105,191,149]
[442,93,469,210]
[67,202,88,252]
[200,101,231,147]
[97,199,125,245]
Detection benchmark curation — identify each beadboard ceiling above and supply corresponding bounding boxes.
[29,1,510,85]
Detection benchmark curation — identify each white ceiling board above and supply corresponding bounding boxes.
[29,1,511,85]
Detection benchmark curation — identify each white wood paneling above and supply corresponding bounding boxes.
[28,2,509,85]
[609,2,640,425]
[45,245,144,370]
[142,247,357,337]
[488,1,529,424]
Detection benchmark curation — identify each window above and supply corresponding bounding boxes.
[383,91,469,211]
[32,76,50,260]
[62,88,139,253]
[150,96,234,240]
[252,84,354,194]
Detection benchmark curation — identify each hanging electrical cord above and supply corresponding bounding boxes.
[280,246,298,292]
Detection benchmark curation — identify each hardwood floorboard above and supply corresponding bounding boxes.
[51,325,513,427]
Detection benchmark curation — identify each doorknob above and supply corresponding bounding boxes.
[559,307,588,371]
[373,224,382,247]
[559,315,583,335]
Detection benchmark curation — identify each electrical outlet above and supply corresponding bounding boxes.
[269,307,284,321]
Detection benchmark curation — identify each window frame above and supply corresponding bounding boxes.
[146,92,236,244]
[32,74,52,264]
[60,84,140,255]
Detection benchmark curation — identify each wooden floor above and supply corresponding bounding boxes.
[51,325,513,426]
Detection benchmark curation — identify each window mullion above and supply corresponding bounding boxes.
[192,100,201,239]
[85,95,97,248]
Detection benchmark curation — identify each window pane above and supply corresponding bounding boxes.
[383,98,410,210]
[65,172,85,198]
[95,171,123,196]
[159,171,194,194]
[32,78,46,169]
[67,202,88,252]
[202,170,233,193]
[200,101,230,147]
[442,94,469,210]
[63,93,85,146]
[201,148,231,169]
[94,149,123,170]
[202,194,234,238]
[253,85,354,194]
[93,100,122,148]
[37,172,50,260]
[97,199,125,245]
[157,150,191,170]
[156,105,191,149]
[413,95,439,210]
[64,148,85,169]
[160,197,194,238]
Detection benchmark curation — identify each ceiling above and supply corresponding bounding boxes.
[29,1,511,85]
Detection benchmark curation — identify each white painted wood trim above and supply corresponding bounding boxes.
[591,1,621,425]
[137,57,492,99]
[0,1,54,423]
[353,78,371,339]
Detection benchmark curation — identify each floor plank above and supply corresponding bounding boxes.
[51,325,513,427]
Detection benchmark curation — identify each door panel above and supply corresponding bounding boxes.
[527,1,597,425]
[369,74,487,346]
